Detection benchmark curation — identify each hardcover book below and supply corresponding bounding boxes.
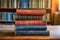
[16,31,49,36]
[16,26,47,31]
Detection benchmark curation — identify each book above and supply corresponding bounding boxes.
[39,0,43,8]
[15,20,46,25]
[29,0,32,8]
[0,25,15,32]
[0,0,2,8]
[0,32,15,36]
[0,12,2,20]
[17,9,46,16]
[4,12,7,20]
[18,0,29,8]
[16,31,49,36]
[8,12,13,20]
[54,12,60,25]
[16,26,47,31]
[48,0,51,8]
[16,15,42,20]
[32,0,39,8]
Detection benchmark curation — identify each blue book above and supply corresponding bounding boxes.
[20,0,29,8]
[8,12,13,20]
[16,31,49,36]
[0,12,2,20]
[16,26,47,31]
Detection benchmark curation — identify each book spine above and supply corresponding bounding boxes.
[16,15,42,20]
[14,0,16,8]
[0,12,2,20]
[15,20,46,25]
[20,0,29,8]
[0,25,15,31]
[16,26,47,31]
[0,0,1,8]
[17,9,46,16]
[4,12,7,20]
[16,31,49,36]
[18,0,20,8]
[7,0,9,8]
[0,32,15,36]
[29,0,32,8]
[48,0,51,8]
[8,12,13,20]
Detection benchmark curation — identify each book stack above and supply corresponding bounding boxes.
[15,9,49,36]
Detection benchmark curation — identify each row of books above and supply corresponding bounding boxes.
[0,12,15,20]
[0,0,16,8]
[18,0,51,8]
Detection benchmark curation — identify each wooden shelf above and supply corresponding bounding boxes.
[0,36,60,40]
[0,20,15,22]
[0,8,16,12]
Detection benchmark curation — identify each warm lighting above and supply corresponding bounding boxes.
[59,0,60,10]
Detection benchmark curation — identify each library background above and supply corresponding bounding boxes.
[0,0,60,40]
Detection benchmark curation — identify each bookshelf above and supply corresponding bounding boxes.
[0,0,56,40]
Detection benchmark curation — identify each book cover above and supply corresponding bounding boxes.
[16,26,47,31]
[17,9,46,16]
[20,0,29,8]
[16,15,42,20]
[16,31,49,36]
[15,20,46,25]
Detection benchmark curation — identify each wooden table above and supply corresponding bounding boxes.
[0,36,60,40]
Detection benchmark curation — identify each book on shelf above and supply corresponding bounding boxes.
[54,12,60,25]
[8,12,13,20]
[39,0,51,8]
[16,31,49,36]
[0,12,15,21]
[0,32,15,36]
[17,9,46,16]
[29,0,32,8]
[18,0,29,8]
[0,25,15,32]
[31,0,39,8]
[15,20,46,25]
[16,26,47,31]
[16,15,42,20]
[0,12,2,20]
[0,0,16,8]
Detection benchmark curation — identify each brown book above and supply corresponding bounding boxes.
[54,12,60,25]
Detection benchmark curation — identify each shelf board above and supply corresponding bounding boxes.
[0,20,15,22]
[0,36,60,40]
[0,8,16,12]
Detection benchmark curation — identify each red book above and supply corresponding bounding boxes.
[17,9,46,16]
[15,20,46,25]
